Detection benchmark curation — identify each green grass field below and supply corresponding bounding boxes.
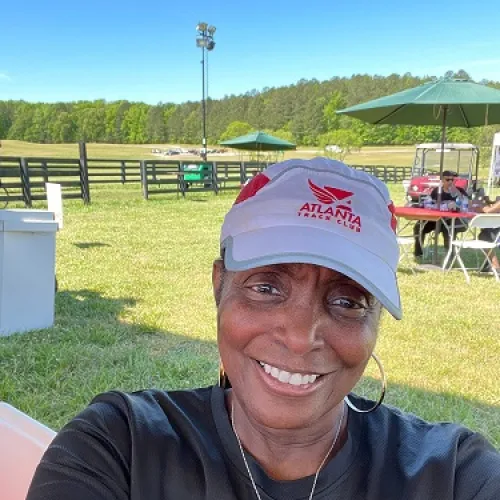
[0,143,499,449]
[2,139,494,180]
[1,139,416,165]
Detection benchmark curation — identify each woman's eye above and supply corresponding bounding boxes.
[332,297,361,308]
[251,283,279,295]
[330,297,368,317]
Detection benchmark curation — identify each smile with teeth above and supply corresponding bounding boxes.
[258,361,320,386]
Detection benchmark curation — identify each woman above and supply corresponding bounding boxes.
[27,158,499,499]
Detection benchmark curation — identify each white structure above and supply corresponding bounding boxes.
[488,132,500,195]
[0,210,58,336]
[0,401,56,500]
[46,183,63,229]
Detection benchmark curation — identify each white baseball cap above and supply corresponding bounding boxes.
[220,157,402,319]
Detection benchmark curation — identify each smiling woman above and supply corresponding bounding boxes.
[26,158,499,500]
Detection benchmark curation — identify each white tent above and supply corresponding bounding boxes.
[488,132,500,195]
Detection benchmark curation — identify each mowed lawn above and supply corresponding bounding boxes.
[1,140,494,179]
[1,139,416,166]
[0,159,499,449]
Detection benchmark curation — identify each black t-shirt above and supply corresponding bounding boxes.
[27,387,500,500]
[430,186,467,202]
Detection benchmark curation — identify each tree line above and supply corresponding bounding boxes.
[1,70,499,147]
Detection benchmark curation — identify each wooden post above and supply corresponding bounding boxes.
[241,162,247,185]
[212,162,218,194]
[178,163,186,198]
[19,158,32,207]
[140,161,149,199]
[78,141,91,204]
[120,161,126,184]
[41,160,49,184]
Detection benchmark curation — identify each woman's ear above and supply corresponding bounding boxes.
[212,259,224,306]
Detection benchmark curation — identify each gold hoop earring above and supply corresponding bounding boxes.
[344,353,386,413]
[218,363,231,389]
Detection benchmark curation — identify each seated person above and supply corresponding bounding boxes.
[414,170,468,257]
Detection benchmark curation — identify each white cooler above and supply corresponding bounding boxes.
[0,210,58,336]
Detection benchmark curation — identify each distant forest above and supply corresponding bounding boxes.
[1,70,499,147]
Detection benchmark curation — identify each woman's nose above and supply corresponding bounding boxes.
[276,300,327,355]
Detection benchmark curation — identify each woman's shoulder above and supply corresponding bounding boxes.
[357,400,500,493]
[84,386,216,428]
[36,387,220,480]
[365,401,496,452]
[27,388,229,499]
[49,386,218,454]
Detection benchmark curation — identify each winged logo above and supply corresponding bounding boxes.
[308,179,354,205]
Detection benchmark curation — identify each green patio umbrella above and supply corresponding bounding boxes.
[338,77,500,266]
[337,78,500,127]
[220,131,296,151]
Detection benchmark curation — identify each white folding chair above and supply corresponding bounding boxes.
[0,402,56,500]
[397,236,416,273]
[445,214,500,283]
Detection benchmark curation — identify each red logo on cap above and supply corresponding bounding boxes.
[308,179,354,205]
[387,202,397,233]
[234,173,270,205]
[298,179,361,232]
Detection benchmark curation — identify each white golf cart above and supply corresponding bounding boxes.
[406,143,480,206]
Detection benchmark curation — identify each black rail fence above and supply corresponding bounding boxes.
[353,165,412,183]
[88,158,142,186]
[0,150,413,207]
[140,160,270,199]
[0,156,88,206]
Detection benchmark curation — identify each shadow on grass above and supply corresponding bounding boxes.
[0,289,218,429]
[180,196,210,202]
[396,268,418,276]
[0,289,498,448]
[74,242,112,249]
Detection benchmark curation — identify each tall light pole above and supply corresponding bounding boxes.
[196,22,216,162]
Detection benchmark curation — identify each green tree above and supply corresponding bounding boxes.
[50,111,76,143]
[120,103,149,144]
[7,103,35,140]
[1,71,498,147]
[318,129,363,161]
[323,91,346,131]
[0,101,15,139]
[182,109,201,144]
[220,121,253,141]
[263,128,294,143]
[146,105,167,144]
[74,104,106,142]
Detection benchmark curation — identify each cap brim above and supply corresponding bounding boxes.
[222,225,402,319]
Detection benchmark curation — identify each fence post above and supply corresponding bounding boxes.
[41,160,49,184]
[241,162,246,185]
[79,141,91,204]
[140,160,149,199]
[120,161,126,184]
[212,162,219,194]
[19,158,32,207]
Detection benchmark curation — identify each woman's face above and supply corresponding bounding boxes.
[213,261,382,430]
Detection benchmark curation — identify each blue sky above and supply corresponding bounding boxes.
[1,0,499,104]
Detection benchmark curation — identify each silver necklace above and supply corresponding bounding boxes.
[231,402,345,500]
